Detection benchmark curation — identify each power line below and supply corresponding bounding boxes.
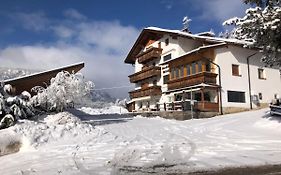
[92,85,134,91]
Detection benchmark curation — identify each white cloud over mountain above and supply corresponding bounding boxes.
[0,9,138,98]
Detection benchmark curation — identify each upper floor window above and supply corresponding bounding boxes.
[198,61,202,73]
[163,75,169,84]
[206,62,211,72]
[186,64,191,76]
[191,62,196,75]
[175,67,180,78]
[258,68,266,79]
[180,66,184,77]
[163,54,172,62]
[232,64,240,76]
[165,38,169,46]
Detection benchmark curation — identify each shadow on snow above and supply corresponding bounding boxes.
[66,108,133,126]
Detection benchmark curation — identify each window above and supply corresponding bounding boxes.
[258,93,263,100]
[192,62,196,74]
[232,64,240,76]
[175,67,179,78]
[165,38,169,46]
[258,68,266,79]
[186,64,191,76]
[206,62,211,72]
[198,61,202,73]
[194,92,202,101]
[163,54,172,62]
[180,66,184,77]
[227,91,245,103]
[170,68,174,79]
[163,75,169,84]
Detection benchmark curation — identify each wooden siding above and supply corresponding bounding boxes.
[137,47,162,64]
[129,86,161,99]
[129,66,161,83]
[4,63,84,95]
[197,102,219,112]
[168,72,217,90]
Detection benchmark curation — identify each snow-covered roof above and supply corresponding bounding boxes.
[145,27,250,45]
[196,31,215,37]
[160,43,227,65]
[124,26,252,64]
[3,62,85,95]
[4,62,85,83]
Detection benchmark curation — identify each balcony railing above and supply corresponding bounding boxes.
[129,66,161,83]
[137,47,162,64]
[129,86,162,99]
[168,72,217,90]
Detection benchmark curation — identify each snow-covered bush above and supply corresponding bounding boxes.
[0,84,34,129]
[31,71,94,112]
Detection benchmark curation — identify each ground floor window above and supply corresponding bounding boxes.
[227,91,245,103]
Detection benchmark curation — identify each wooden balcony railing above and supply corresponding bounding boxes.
[197,102,219,112]
[168,72,217,90]
[129,66,161,83]
[129,86,162,99]
[137,47,162,64]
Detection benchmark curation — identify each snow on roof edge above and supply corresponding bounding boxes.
[145,26,251,45]
[3,62,85,83]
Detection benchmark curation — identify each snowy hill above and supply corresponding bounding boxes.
[0,108,280,174]
[0,67,35,81]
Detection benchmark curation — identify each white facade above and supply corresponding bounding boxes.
[129,30,281,112]
[215,46,281,109]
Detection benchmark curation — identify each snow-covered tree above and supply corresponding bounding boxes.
[223,0,281,67]
[31,71,94,112]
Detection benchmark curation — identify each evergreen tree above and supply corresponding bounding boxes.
[224,0,281,67]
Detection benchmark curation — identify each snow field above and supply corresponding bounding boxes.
[0,108,280,174]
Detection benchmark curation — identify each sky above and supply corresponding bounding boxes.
[0,0,249,99]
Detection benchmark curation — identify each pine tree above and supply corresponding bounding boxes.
[224,0,281,67]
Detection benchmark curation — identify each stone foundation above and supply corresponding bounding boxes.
[129,111,219,120]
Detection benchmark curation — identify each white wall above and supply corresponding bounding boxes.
[215,45,281,108]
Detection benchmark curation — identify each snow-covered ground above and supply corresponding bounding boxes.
[0,107,281,174]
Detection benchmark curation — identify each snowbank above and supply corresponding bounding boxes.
[79,105,128,115]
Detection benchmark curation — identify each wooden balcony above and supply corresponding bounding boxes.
[129,66,161,83]
[129,86,162,99]
[137,47,162,64]
[168,72,217,90]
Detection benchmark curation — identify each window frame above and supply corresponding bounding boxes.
[258,68,266,80]
[163,53,172,62]
[227,91,246,103]
[232,64,241,76]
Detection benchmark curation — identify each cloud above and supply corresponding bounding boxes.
[198,0,248,23]
[15,11,50,32]
[63,8,87,20]
[161,0,174,10]
[0,10,139,98]
[52,25,75,38]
